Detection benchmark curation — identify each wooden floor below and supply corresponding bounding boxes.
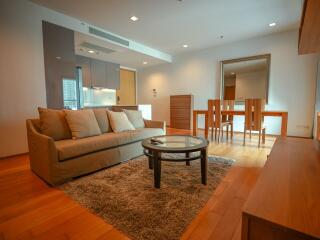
[0,128,275,240]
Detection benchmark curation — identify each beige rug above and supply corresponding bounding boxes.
[60,155,234,240]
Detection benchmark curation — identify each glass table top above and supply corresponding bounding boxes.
[143,135,207,150]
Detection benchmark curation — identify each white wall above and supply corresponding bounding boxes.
[0,0,94,158]
[235,71,266,100]
[137,30,320,137]
[0,0,47,157]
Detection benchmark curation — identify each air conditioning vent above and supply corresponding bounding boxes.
[89,27,130,47]
[80,42,116,54]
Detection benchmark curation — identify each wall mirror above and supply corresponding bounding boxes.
[221,54,270,104]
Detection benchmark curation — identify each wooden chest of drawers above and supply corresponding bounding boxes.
[170,95,193,129]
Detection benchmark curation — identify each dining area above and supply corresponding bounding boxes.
[192,54,288,147]
[192,100,288,147]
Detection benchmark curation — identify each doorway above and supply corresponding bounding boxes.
[116,69,136,105]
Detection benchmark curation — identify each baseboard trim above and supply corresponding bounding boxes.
[0,152,29,160]
[194,128,313,139]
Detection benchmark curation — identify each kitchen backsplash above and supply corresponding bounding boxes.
[83,88,116,107]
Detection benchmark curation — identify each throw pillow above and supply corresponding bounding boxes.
[38,107,72,141]
[64,109,102,139]
[107,110,135,132]
[93,108,111,133]
[123,109,145,129]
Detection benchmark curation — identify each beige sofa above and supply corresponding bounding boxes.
[26,118,165,185]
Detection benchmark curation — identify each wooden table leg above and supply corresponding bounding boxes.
[281,112,288,137]
[193,111,197,136]
[200,148,208,185]
[204,112,208,139]
[148,150,153,169]
[186,152,190,166]
[153,151,161,188]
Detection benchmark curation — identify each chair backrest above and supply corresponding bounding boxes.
[244,99,265,131]
[222,100,235,122]
[208,99,221,127]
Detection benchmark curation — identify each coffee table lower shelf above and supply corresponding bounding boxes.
[143,148,208,188]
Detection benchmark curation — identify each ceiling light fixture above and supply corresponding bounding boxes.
[269,22,276,27]
[130,16,139,21]
[183,44,188,48]
[143,61,148,65]
[88,50,95,54]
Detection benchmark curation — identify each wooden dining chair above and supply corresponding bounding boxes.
[208,99,233,143]
[243,99,266,147]
[222,100,235,139]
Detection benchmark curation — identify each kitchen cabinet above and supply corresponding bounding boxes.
[106,62,120,89]
[75,55,91,88]
[76,56,120,89]
[91,59,107,88]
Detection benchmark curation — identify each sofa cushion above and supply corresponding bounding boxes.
[56,132,119,161]
[93,108,111,133]
[55,128,164,161]
[116,128,164,145]
[64,109,101,139]
[123,109,145,129]
[38,107,72,141]
[107,110,135,132]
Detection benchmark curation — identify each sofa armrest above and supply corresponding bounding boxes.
[26,119,59,185]
[144,119,166,133]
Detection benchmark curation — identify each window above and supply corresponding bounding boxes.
[63,79,79,110]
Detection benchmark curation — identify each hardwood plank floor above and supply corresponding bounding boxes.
[0,128,275,240]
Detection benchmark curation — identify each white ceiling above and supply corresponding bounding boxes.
[31,0,302,56]
[74,31,165,69]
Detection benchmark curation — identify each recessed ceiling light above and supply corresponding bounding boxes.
[130,16,139,21]
[143,61,148,65]
[183,44,188,48]
[269,22,276,27]
[88,50,95,54]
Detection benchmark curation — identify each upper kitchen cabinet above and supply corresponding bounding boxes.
[75,55,91,88]
[90,59,120,89]
[91,59,107,88]
[106,62,120,90]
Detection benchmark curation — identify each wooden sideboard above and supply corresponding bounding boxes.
[242,137,320,240]
[170,95,193,129]
[317,112,320,141]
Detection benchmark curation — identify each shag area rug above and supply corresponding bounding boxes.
[60,155,234,240]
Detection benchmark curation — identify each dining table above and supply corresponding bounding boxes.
[192,109,288,138]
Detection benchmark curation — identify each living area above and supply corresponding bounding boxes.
[1,1,320,240]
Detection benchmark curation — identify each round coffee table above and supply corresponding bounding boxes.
[142,135,209,188]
